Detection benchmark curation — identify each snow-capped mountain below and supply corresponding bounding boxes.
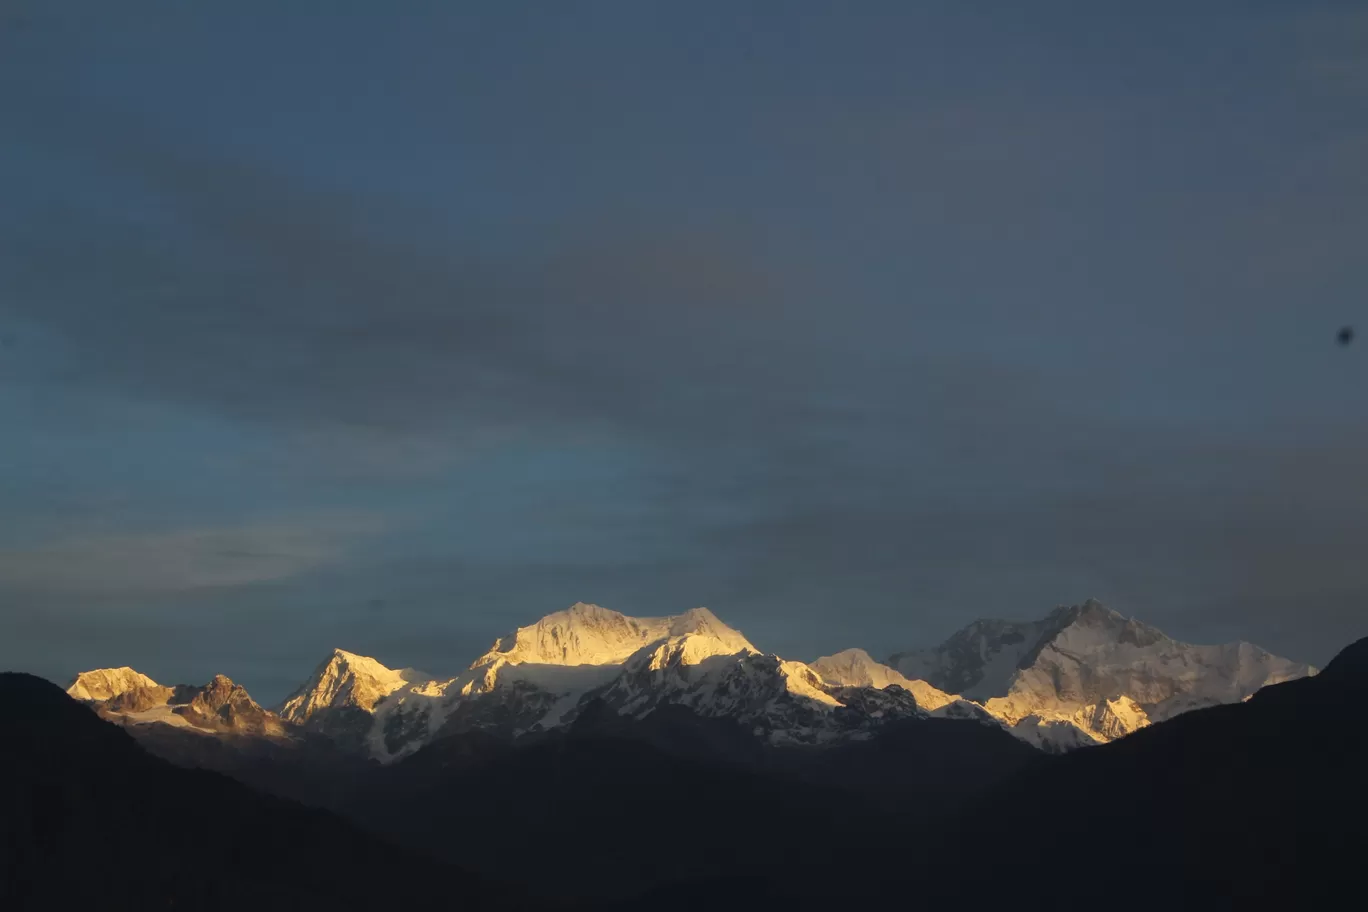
[586,628,845,742]
[66,666,159,702]
[889,599,1315,745]
[811,648,966,713]
[811,648,912,690]
[280,603,967,761]
[64,597,1315,761]
[279,649,431,724]
[484,601,707,665]
[67,670,288,737]
[274,648,433,751]
[362,603,932,759]
[807,647,1007,729]
[359,603,706,760]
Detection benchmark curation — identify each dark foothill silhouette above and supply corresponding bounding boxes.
[6,634,1368,910]
[0,672,502,911]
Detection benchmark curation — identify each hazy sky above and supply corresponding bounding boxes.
[2,1,1365,702]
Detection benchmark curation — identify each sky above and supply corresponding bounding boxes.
[1,1,1365,703]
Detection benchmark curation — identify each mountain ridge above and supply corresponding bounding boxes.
[66,598,1314,760]
[889,597,1314,743]
[3,671,502,910]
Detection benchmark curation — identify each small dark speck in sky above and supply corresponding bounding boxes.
[3,1,1367,697]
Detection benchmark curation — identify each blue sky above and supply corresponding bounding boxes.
[2,1,1365,701]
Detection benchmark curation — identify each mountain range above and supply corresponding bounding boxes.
[6,597,1364,909]
[6,597,1362,908]
[67,598,1313,761]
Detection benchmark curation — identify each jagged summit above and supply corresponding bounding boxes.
[278,648,430,724]
[889,598,1315,744]
[1052,597,1123,624]
[66,667,288,737]
[181,674,280,731]
[890,598,1190,699]
[477,602,753,668]
[889,615,1048,700]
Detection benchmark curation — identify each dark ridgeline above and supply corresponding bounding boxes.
[925,634,1368,909]
[6,636,1368,909]
[346,698,1041,902]
[598,636,1368,908]
[0,672,503,912]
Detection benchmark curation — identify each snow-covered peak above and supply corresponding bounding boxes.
[589,641,846,737]
[1009,717,1103,753]
[475,602,755,668]
[888,616,1054,700]
[477,602,673,667]
[278,648,430,724]
[365,606,762,762]
[811,648,964,712]
[68,670,289,738]
[776,659,842,708]
[667,606,729,636]
[668,609,757,655]
[628,630,758,675]
[66,667,159,702]
[1038,599,1169,655]
[892,598,1315,745]
[811,648,912,690]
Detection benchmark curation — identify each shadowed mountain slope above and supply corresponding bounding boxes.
[0,673,505,911]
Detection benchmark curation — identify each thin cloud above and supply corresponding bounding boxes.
[0,515,383,593]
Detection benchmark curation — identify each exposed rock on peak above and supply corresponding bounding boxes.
[66,667,159,702]
[890,599,1314,744]
[278,648,430,725]
[69,667,289,738]
[65,598,1320,763]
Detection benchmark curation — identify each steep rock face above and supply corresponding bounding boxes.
[889,618,1055,700]
[278,649,430,724]
[177,674,287,736]
[104,683,180,713]
[891,599,1314,744]
[275,649,429,750]
[68,668,290,738]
